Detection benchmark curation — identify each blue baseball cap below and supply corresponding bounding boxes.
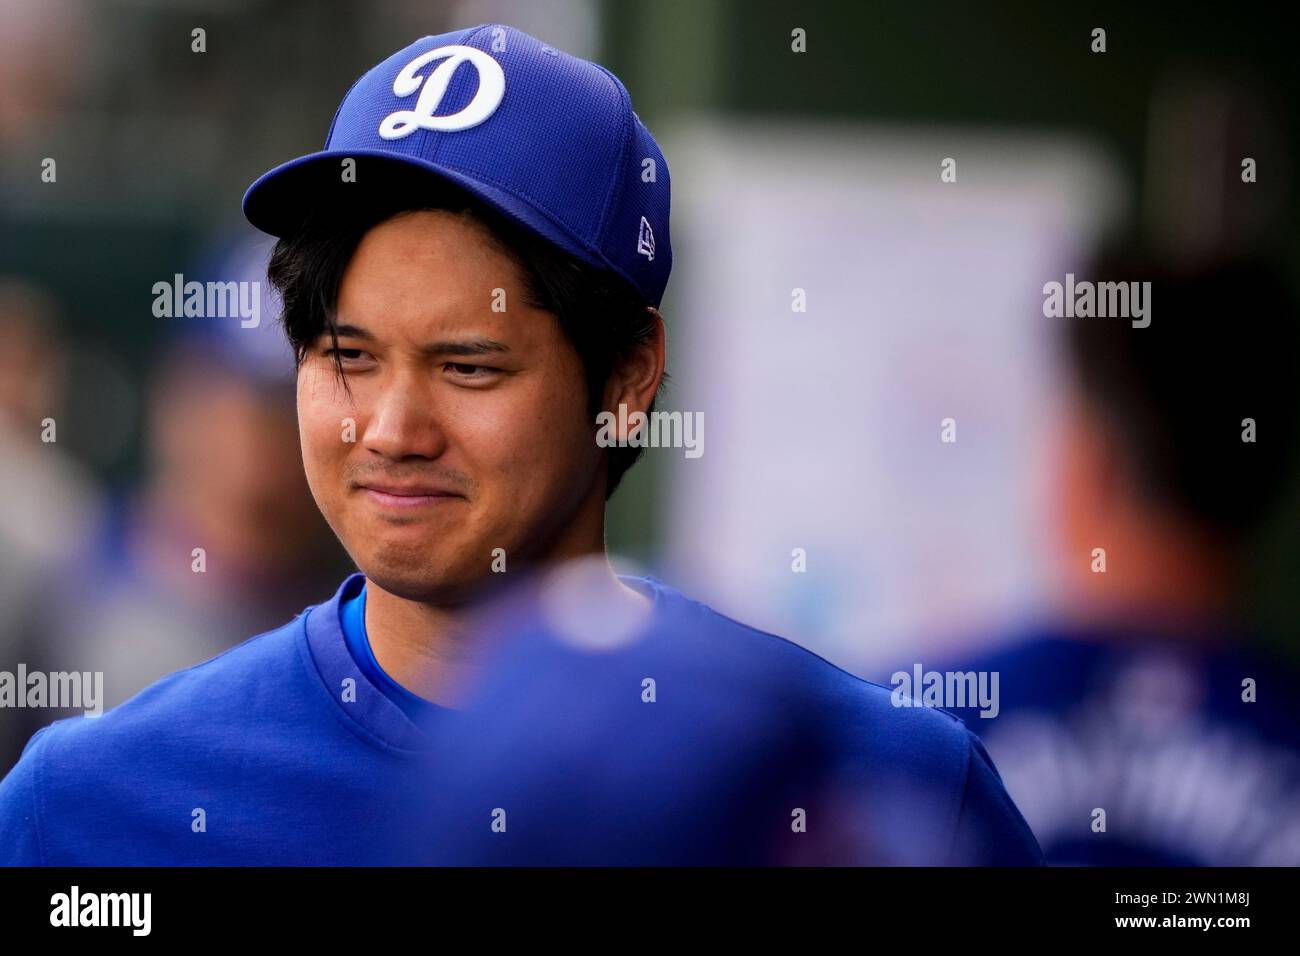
[242,24,672,307]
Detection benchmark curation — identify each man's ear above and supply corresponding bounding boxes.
[601,307,666,440]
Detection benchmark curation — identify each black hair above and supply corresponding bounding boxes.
[1065,245,1300,542]
[266,174,664,499]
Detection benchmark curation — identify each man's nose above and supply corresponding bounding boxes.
[362,376,447,460]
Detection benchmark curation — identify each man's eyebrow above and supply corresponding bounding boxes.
[332,323,376,341]
[331,325,511,356]
[422,338,512,357]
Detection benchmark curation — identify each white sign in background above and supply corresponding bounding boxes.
[659,118,1125,674]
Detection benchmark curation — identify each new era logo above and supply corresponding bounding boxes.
[637,216,655,262]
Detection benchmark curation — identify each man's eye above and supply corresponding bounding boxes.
[325,348,367,360]
[445,362,496,377]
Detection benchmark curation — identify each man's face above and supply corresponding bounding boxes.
[297,209,603,603]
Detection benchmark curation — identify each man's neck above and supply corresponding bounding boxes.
[1060,510,1237,640]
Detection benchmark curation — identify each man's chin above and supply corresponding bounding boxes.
[358,560,493,607]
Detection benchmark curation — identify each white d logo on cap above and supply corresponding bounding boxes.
[379,45,505,139]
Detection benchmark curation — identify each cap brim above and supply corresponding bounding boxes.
[242,149,607,271]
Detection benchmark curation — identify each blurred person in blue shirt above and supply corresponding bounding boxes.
[903,249,1300,865]
[411,557,1043,866]
[3,234,344,769]
[0,279,104,769]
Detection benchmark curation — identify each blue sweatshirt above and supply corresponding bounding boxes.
[0,573,1042,865]
[905,626,1300,866]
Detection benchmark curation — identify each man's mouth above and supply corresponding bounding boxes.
[356,482,465,509]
